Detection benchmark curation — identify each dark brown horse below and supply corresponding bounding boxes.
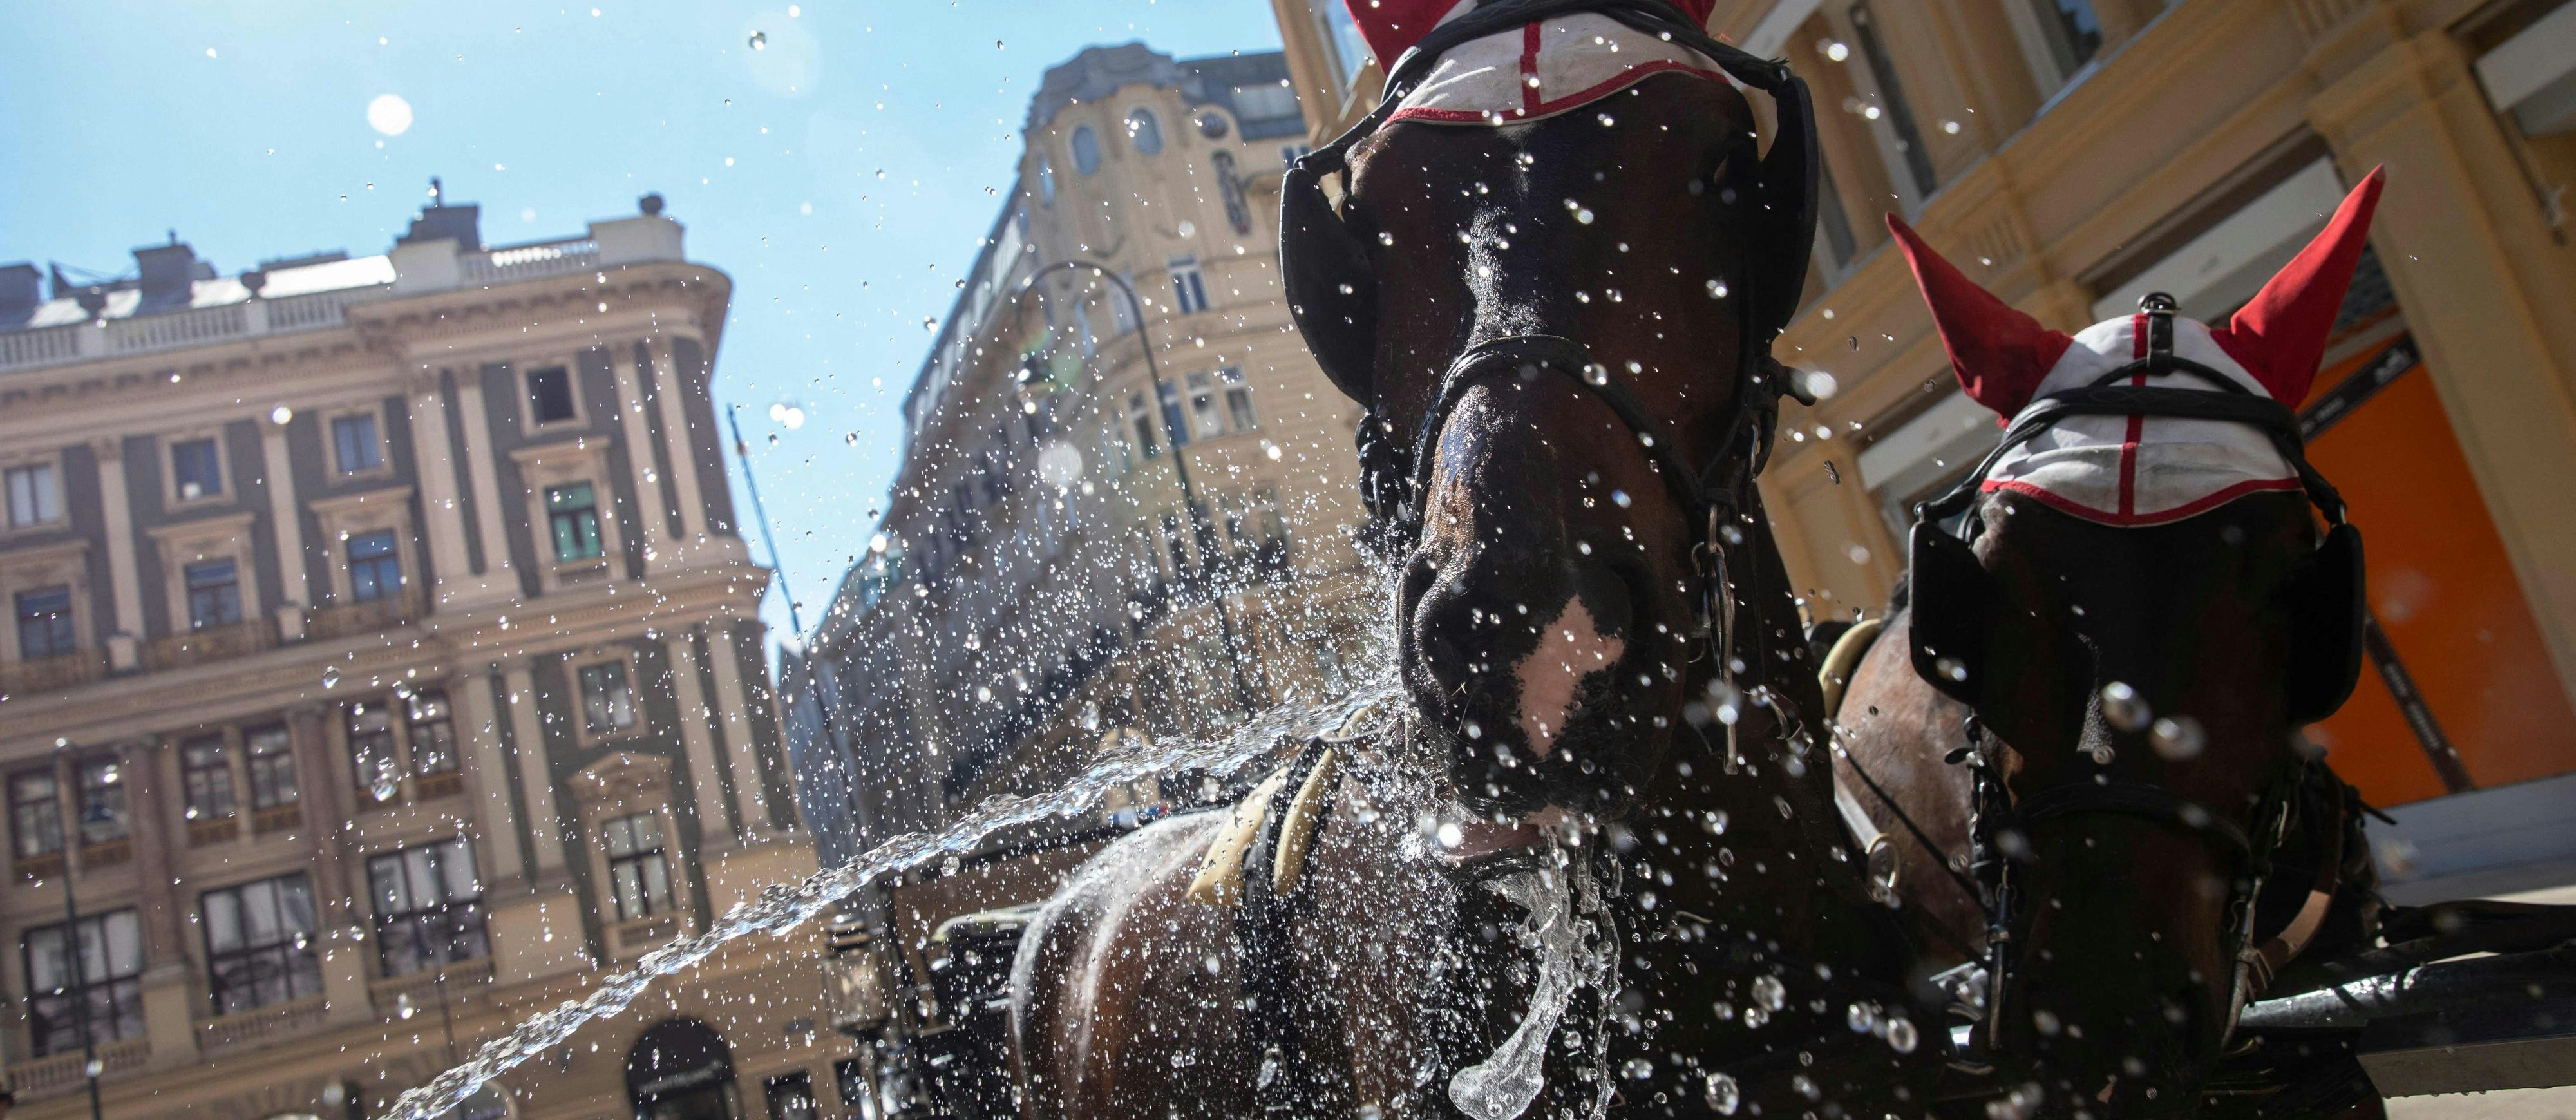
[1827,184,2389,1118]
[1010,4,1938,1117]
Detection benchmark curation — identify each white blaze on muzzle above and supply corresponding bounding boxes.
[1515,599,1625,755]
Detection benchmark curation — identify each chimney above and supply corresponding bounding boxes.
[135,231,200,310]
[398,176,483,249]
[0,264,39,320]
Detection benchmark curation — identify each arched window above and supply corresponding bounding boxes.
[1069,126,1102,176]
[1126,109,1164,156]
[629,1018,739,1120]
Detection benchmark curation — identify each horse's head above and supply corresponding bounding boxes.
[1888,172,2380,1109]
[1285,66,1808,821]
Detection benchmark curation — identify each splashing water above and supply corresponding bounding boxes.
[1447,848,1620,1120]
[383,683,1399,1120]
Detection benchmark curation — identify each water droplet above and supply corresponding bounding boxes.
[1886,1016,1919,1054]
[1847,1001,1877,1033]
[1753,974,1786,1011]
[2150,715,2206,760]
[1611,490,1631,508]
[2101,681,2151,731]
[1703,1071,1740,1115]
[747,30,767,50]
[1792,1073,1820,1100]
[321,665,341,690]
[1622,1058,1653,1080]
[2032,1008,2061,1036]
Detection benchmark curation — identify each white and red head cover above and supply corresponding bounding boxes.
[1888,168,2384,526]
[1339,0,1732,126]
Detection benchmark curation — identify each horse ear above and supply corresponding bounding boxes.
[1908,520,2000,707]
[2210,168,2385,405]
[1887,216,2074,417]
[1280,158,1379,404]
[2283,523,2366,724]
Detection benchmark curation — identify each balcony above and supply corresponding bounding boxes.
[368,958,493,1023]
[196,994,328,1054]
[252,804,303,836]
[14,851,62,881]
[142,617,276,672]
[188,817,240,847]
[609,913,684,960]
[413,770,466,802]
[0,651,104,697]
[79,837,132,871]
[303,587,425,642]
[6,1036,149,1101]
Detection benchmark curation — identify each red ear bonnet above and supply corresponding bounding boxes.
[2209,167,2385,405]
[1887,215,2074,416]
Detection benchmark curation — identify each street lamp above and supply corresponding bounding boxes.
[50,739,104,1120]
[1012,259,1260,714]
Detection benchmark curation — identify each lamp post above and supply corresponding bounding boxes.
[50,739,104,1120]
[1013,260,1260,714]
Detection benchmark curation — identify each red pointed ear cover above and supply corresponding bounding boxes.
[2210,167,2385,404]
[1887,215,2074,415]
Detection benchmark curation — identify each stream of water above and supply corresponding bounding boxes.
[384,682,1401,1120]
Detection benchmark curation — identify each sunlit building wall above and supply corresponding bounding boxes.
[0,194,835,1120]
[790,43,1381,899]
[1271,0,2576,900]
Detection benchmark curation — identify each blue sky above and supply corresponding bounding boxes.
[0,0,1285,654]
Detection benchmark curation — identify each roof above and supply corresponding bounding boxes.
[1027,44,1303,140]
[10,254,395,332]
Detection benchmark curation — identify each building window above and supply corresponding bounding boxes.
[407,689,459,776]
[367,837,488,977]
[182,736,237,822]
[348,701,400,802]
[15,587,76,659]
[1186,373,1226,439]
[1155,381,1192,448]
[2026,0,2102,80]
[246,725,299,813]
[1234,80,1302,122]
[765,1072,819,1120]
[11,772,61,859]
[331,414,384,475]
[580,661,639,735]
[526,366,578,426]
[5,463,60,527]
[1848,3,1938,199]
[1126,108,1165,156]
[171,437,224,500]
[348,530,404,602]
[1220,367,1258,432]
[77,757,128,847]
[22,910,145,1057]
[1309,0,1374,91]
[601,812,673,921]
[546,482,605,562]
[185,559,243,630]
[1036,158,1056,207]
[1070,125,1103,176]
[202,873,325,1015]
[1169,256,1209,314]
[1213,151,1253,235]
[1126,393,1162,459]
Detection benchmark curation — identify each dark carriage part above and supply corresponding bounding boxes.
[913,906,1041,1120]
[2220,939,2576,1106]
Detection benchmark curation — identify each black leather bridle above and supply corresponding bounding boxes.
[1892,293,2367,1058]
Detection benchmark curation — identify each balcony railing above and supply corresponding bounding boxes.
[303,587,426,641]
[252,804,303,836]
[196,994,328,1054]
[142,617,278,672]
[0,650,104,696]
[368,958,493,1023]
[7,1036,149,1101]
[609,914,684,960]
[0,287,386,375]
[462,238,600,286]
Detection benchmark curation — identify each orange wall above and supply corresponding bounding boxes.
[2303,339,2576,805]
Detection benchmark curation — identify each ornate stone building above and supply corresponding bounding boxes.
[787,43,1379,885]
[0,191,831,1120]
[1271,0,2576,947]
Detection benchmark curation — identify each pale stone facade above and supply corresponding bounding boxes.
[0,194,831,1120]
[788,44,1379,873]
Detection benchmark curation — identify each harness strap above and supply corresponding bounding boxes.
[1994,780,2255,860]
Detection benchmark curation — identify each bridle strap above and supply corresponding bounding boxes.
[1994,780,2255,863]
[1403,336,1716,535]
